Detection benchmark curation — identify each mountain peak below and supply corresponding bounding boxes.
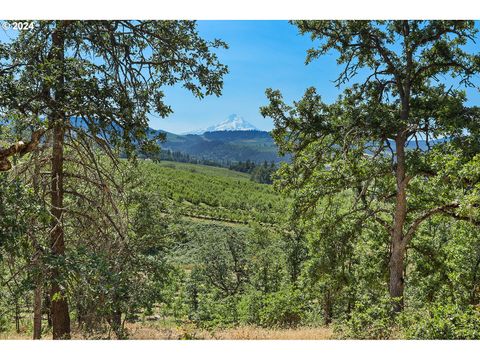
[185,114,259,134]
[206,114,258,132]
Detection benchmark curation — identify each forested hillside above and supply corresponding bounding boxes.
[153,130,285,164]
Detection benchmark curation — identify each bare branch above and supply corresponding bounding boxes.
[0,127,47,171]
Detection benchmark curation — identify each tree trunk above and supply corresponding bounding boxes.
[323,291,333,325]
[50,122,71,339]
[111,310,123,339]
[33,282,42,339]
[389,135,408,312]
[15,301,20,333]
[49,22,71,340]
[32,152,43,340]
[76,301,85,327]
[43,291,52,328]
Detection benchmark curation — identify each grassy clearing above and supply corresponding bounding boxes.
[125,323,334,340]
[0,321,334,340]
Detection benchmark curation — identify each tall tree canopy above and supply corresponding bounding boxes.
[0,20,227,338]
[261,20,480,312]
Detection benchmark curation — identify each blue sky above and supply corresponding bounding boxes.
[155,20,480,133]
[156,20,342,133]
[1,21,479,134]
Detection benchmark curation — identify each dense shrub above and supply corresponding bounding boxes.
[187,290,240,329]
[237,291,264,325]
[335,296,398,339]
[0,312,8,333]
[400,303,480,339]
[258,287,305,328]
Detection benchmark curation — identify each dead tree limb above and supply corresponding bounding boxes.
[0,127,47,171]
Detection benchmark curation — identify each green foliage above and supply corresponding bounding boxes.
[257,286,306,328]
[192,292,241,329]
[191,225,249,297]
[1,20,229,339]
[64,162,179,337]
[245,225,285,293]
[0,174,44,255]
[0,20,228,157]
[0,172,47,335]
[236,291,264,325]
[3,20,480,340]
[261,20,480,338]
[228,160,277,184]
[335,295,398,340]
[400,303,480,339]
[173,218,308,329]
[0,312,8,332]
[281,227,308,284]
[406,218,480,307]
[237,287,306,328]
[249,161,276,184]
[140,160,289,224]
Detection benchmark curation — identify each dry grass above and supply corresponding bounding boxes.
[202,326,333,340]
[0,332,31,340]
[125,322,334,340]
[0,322,334,340]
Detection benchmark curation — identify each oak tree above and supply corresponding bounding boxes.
[261,20,480,312]
[0,20,227,338]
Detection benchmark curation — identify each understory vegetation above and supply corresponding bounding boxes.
[2,158,480,339]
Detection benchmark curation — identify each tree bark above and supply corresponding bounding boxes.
[111,310,123,339]
[50,122,70,339]
[44,291,52,328]
[14,301,20,333]
[32,152,43,340]
[33,282,42,339]
[389,134,408,312]
[323,291,333,325]
[49,22,71,340]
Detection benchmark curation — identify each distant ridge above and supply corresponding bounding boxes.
[147,127,285,164]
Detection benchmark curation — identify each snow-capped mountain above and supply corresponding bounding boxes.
[206,114,258,132]
[185,114,258,135]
